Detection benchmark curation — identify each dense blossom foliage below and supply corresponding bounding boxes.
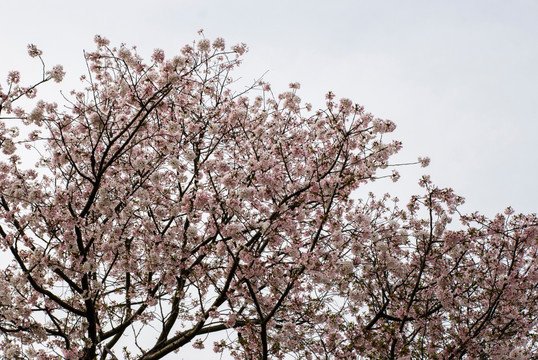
[0,36,537,359]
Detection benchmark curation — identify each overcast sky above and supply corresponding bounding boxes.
[2,0,537,357]
[3,0,537,216]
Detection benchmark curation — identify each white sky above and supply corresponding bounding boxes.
[2,0,537,357]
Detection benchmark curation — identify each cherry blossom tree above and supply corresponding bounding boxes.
[0,35,537,360]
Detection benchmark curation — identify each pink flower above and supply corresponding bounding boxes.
[2,139,16,155]
[231,43,247,55]
[197,39,211,53]
[212,37,225,50]
[27,44,42,57]
[151,48,165,63]
[372,118,396,133]
[7,71,20,84]
[47,65,65,83]
[94,34,110,47]
[289,82,300,90]
[391,170,400,182]
[418,156,430,167]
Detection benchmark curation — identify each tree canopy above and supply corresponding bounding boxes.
[0,35,537,360]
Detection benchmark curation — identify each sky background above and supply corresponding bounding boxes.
[2,0,537,357]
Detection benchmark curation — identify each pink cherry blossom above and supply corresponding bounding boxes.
[46,65,65,83]
[0,35,536,360]
[27,43,42,57]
